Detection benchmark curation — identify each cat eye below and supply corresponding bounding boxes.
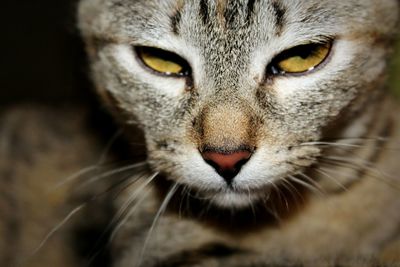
[269,42,332,75]
[135,46,191,77]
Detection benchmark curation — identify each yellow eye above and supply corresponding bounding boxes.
[272,42,332,74]
[136,47,190,76]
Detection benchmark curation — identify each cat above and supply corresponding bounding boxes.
[1,0,400,267]
[76,0,400,266]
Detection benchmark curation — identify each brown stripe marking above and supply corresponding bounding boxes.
[171,0,184,35]
[199,0,210,25]
[223,1,241,28]
[246,0,257,23]
[272,1,287,36]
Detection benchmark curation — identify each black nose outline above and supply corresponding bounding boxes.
[201,147,254,185]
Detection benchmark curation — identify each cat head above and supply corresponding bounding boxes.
[78,0,399,208]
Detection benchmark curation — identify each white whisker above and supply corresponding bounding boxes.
[280,177,303,201]
[278,179,295,210]
[178,185,190,219]
[52,165,99,191]
[32,170,146,260]
[321,137,389,143]
[110,188,152,242]
[288,175,324,195]
[109,172,159,241]
[298,173,326,194]
[299,135,400,149]
[98,129,123,164]
[32,205,85,256]
[319,156,400,191]
[51,130,123,190]
[300,141,365,148]
[76,162,147,190]
[314,167,349,191]
[137,182,179,267]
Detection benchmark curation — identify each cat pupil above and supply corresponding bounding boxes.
[298,46,314,59]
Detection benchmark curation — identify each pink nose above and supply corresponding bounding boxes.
[201,150,252,184]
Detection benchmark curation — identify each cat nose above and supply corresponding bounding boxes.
[201,149,252,184]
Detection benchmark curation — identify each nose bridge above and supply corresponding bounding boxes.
[194,96,259,183]
[196,97,257,151]
[201,36,250,94]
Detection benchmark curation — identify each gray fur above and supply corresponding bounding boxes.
[78,1,400,266]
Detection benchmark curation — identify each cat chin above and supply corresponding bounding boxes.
[208,191,262,209]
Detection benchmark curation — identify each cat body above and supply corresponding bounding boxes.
[0,107,106,267]
[1,0,400,266]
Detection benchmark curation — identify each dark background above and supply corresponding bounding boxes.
[1,0,92,108]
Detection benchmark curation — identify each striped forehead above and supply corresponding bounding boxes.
[91,0,394,43]
[99,0,357,44]
[172,0,287,35]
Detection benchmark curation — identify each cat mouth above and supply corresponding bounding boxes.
[179,171,309,210]
[170,144,319,208]
[187,190,262,208]
[184,184,274,208]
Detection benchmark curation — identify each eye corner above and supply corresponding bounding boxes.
[134,46,192,78]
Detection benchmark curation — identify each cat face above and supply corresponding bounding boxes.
[79,0,399,207]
